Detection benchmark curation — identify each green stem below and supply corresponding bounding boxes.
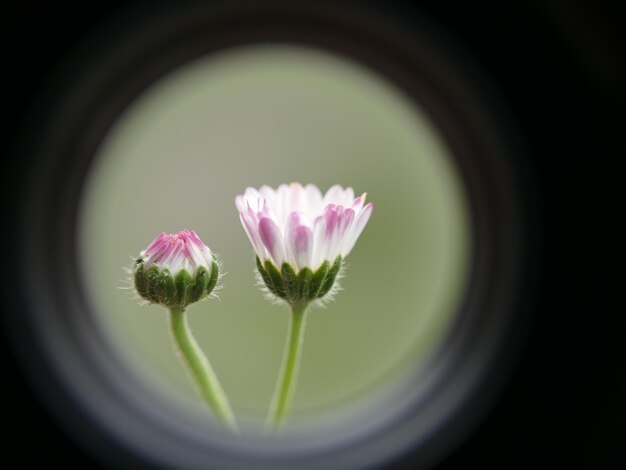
[169,307,237,432]
[267,303,309,427]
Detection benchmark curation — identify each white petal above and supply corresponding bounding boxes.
[311,215,327,270]
[342,187,355,207]
[336,208,355,254]
[323,184,344,206]
[342,202,373,256]
[235,195,247,214]
[285,212,312,271]
[259,217,286,266]
[259,185,278,210]
[287,183,305,215]
[323,184,355,207]
[352,193,367,212]
[322,205,342,261]
[304,184,323,216]
[237,184,372,270]
[243,187,261,209]
[239,213,266,260]
[275,184,290,226]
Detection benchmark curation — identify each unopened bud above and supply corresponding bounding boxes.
[134,229,219,309]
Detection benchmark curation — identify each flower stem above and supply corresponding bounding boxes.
[267,303,309,428]
[169,307,237,432]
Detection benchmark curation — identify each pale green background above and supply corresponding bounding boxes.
[78,45,470,427]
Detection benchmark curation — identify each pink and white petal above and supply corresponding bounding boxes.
[200,246,214,266]
[243,187,260,200]
[259,217,286,266]
[146,233,167,254]
[323,184,345,206]
[322,206,343,261]
[183,238,203,267]
[256,199,273,220]
[187,230,205,251]
[342,202,373,256]
[311,215,327,269]
[190,239,211,269]
[259,185,277,199]
[240,213,266,259]
[274,184,290,225]
[242,187,262,210]
[287,183,305,214]
[185,230,213,267]
[235,195,248,214]
[324,185,355,207]
[303,184,323,216]
[293,226,313,270]
[286,211,312,233]
[145,236,169,264]
[161,240,183,273]
[259,185,278,210]
[322,205,339,239]
[352,193,367,212]
[342,187,355,207]
[340,208,355,234]
[286,212,313,270]
[336,208,355,254]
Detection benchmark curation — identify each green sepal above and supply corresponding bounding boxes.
[175,269,194,307]
[189,266,210,303]
[317,256,342,298]
[297,267,313,301]
[134,261,218,308]
[157,269,176,305]
[146,266,162,304]
[134,263,149,299]
[206,259,219,296]
[309,260,329,299]
[256,257,273,293]
[256,256,343,306]
[264,260,287,299]
[281,263,299,303]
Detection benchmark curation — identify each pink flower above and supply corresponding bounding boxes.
[236,183,373,273]
[134,229,219,308]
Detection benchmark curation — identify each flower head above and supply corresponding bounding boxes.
[134,229,219,309]
[236,183,373,306]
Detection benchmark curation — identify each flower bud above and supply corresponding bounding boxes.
[134,230,219,309]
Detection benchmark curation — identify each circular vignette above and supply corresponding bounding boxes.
[12,3,533,470]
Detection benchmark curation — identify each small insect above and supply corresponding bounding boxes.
[135,257,143,265]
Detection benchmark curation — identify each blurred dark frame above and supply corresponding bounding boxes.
[1,1,623,469]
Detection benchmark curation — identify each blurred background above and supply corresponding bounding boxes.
[78,44,470,424]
